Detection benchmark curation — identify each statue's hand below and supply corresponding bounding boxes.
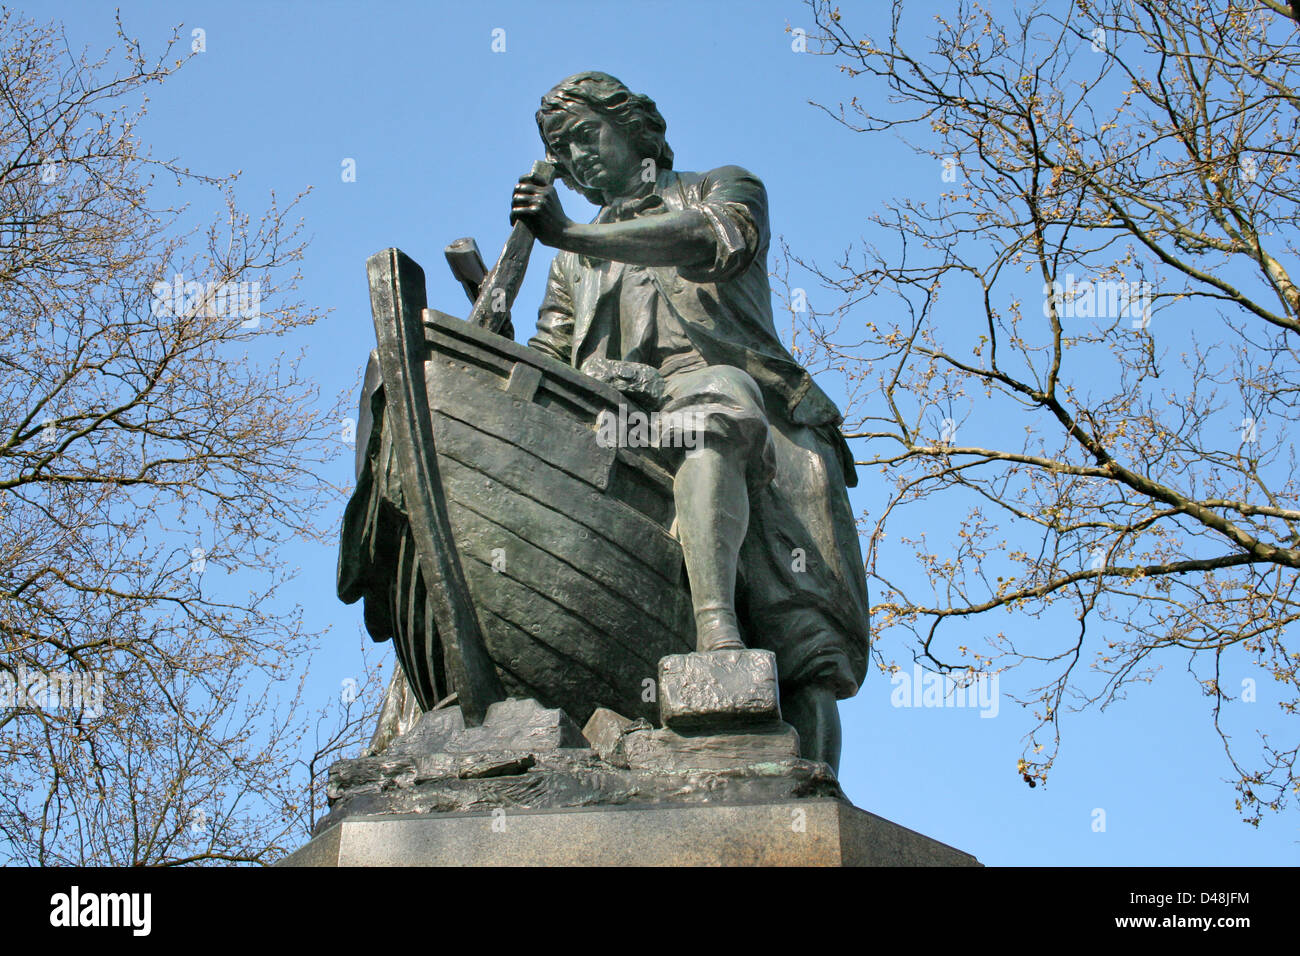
[581,356,666,410]
[511,172,569,247]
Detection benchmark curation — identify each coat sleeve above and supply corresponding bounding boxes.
[526,253,576,364]
[678,165,771,285]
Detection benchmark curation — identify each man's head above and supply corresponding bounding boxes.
[536,71,674,204]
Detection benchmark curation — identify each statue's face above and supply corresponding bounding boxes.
[542,104,643,201]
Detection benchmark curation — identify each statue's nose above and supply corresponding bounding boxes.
[569,142,593,168]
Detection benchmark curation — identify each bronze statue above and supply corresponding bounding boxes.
[338,71,869,772]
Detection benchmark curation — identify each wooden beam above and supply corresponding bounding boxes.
[367,247,505,725]
[467,160,556,334]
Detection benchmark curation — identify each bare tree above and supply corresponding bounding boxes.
[784,0,1300,823]
[0,10,378,863]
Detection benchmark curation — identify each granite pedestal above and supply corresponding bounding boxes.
[282,653,983,867]
[279,798,980,867]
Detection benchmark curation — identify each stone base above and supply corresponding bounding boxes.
[297,692,982,868]
[315,748,842,830]
[278,798,981,867]
[317,698,842,831]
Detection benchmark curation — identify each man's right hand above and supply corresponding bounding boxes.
[511,172,570,247]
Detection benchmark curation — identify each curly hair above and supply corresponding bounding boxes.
[536,71,674,205]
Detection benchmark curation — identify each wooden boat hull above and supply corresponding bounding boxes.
[418,309,693,725]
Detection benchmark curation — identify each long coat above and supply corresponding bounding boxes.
[527,165,871,696]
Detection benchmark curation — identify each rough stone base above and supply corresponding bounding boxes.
[622,723,800,771]
[295,694,982,867]
[278,798,981,867]
[315,747,843,832]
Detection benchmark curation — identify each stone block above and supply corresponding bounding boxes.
[658,649,781,732]
[455,752,537,780]
[445,698,587,754]
[386,707,465,756]
[622,723,800,773]
[581,707,651,767]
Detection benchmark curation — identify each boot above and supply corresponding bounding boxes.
[783,683,842,773]
[674,447,749,653]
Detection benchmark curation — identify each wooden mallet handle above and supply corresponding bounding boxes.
[468,160,556,334]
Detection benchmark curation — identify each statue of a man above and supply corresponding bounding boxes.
[512,72,870,769]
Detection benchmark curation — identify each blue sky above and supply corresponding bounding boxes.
[40,0,1300,865]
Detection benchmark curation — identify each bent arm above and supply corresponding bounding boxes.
[556,209,716,268]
